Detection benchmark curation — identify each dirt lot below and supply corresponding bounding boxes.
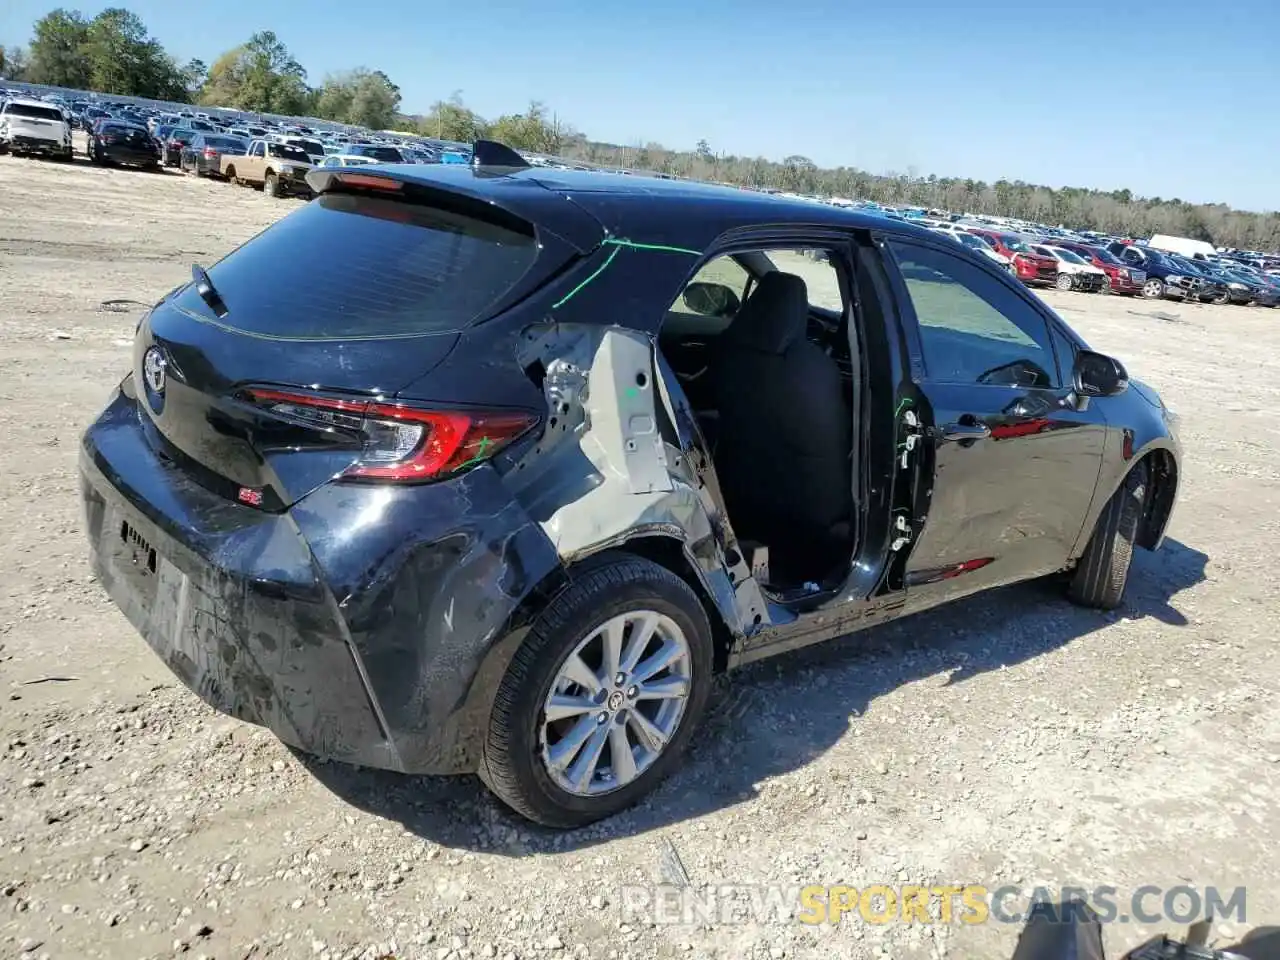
[3,149,1280,960]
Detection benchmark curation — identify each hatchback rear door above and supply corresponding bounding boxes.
[134,174,600,510]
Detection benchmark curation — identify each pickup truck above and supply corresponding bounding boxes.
[221,139,314,198]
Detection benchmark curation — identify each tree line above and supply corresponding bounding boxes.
[3,8,1278,251]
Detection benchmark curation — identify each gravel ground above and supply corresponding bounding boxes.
[3,146,1279,960]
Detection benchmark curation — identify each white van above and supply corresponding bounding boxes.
[0,98,73,160]
[1147,234,1217,260]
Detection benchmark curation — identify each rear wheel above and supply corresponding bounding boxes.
[1055,272,1074,292]
[480,554,714,828]
[1067,463,1147,610]
[1142,278,1165,299]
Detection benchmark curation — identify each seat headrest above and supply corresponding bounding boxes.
[722,272,809,354]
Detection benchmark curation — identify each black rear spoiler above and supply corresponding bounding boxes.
[303,158,605,255]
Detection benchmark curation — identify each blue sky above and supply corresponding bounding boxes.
[5,0,1279,210]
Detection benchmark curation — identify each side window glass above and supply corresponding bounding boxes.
[888,241,1058,389]
[758,249,845,312]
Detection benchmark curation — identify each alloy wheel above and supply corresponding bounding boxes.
[539,610,692,797]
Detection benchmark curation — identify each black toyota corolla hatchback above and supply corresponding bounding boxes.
[80,143,1181,827]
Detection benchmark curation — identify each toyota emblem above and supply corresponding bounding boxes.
[143,346,167,395]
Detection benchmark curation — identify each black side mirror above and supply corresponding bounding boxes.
[1074,350,1128,398]
[682,282,741,318]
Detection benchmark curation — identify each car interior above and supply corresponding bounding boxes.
[659,248,858,594]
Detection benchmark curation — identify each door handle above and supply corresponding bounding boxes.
[939,420,991,442]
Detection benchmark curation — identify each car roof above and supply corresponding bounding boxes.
[310,163,935,249]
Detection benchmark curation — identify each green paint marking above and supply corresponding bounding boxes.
[603,237,703,256]
[550,237,701,310]
[551,245,621,309]
[458,434,496,471]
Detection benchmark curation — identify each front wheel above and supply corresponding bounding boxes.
[480,554,714,828]
[1055,273,1074,292]
[1142,278,1166,299]
[1067,462,1147,610]
[263,172,279,198]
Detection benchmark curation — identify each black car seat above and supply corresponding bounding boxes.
[710,271,853,582]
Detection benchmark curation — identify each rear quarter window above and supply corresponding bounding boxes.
[186,192,539,340]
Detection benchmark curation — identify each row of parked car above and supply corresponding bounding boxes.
[0,87,476,173]
[8,86,1280,307]
[906,217,1280,306]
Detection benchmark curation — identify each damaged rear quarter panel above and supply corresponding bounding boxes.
[508,322,767,644]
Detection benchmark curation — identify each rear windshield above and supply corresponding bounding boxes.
[205,136,245,150]
[189,193,538,339]
[5,102,63,122]
[356,146,403,162]
[268,143,311,162]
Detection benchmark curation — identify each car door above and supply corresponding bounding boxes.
[881,238,1107,606]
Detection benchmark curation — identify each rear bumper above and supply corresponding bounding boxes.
[5,135,69,154]
[100,145,158,165]
[80,381,561,775]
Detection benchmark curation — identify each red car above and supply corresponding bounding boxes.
[1049,241,1145,295]
[966,229,1059,285]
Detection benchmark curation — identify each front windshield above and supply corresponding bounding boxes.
[1088,246,1121,265]
[268,144,312,162]
[957,233,986,250]
[1051,248,1088,265]
[1001,235,1034,254]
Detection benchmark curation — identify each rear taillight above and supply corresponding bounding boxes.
[244,388,538,482]
[203,147,217,158]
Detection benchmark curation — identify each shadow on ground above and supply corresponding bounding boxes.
[302,538,1207,853]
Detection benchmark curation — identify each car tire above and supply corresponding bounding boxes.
[1100,277,1113,294]
[479,553,714,828]
[1141,278,1165,299]
[264,173,279,198]
[1055,273,1074,292]
[1067,462,1147,611]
